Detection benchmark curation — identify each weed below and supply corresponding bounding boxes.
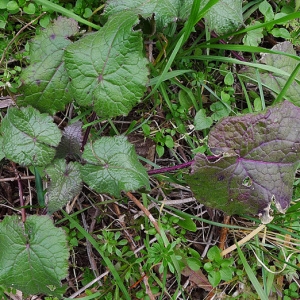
[0,0,300,299]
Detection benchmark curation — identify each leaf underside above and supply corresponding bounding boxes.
[45,159,83,214]
[55,121,83,160]
[0,215,69,296]
[186,101,300,223]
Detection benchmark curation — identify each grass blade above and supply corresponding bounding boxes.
[273,63,300,104]
[61,210,131,300]
[236,243,268,300]
[34,0,100,29]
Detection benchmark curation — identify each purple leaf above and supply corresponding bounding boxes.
[55,121,82,160]
[186,101,300,223]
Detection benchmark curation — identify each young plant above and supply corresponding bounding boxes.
[0,0,300,298]
[204,245,235,287]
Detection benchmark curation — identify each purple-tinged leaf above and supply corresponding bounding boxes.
[186,101,300,223]
[55,121,82,160]
[45,159,82,214]
[240,42,300,105]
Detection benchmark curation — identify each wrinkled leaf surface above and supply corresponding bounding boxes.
[240,42,300,105]
[55,121,82,160]
[187,101,300,223]
[0,215,69,296]
[1,106,62,166]
[17,17,78,114]
[81,136,150,196]
[46,159,82,214]
[203,0,243,35]
[104,0,194,30]
[64,11,149,118]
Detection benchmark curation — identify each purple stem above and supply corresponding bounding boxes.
[197,21,246,62]
[12,162,26,222]
[81,111,97,152]
[147,155,219,175]
[147,161,194,175]
[214,34,246,62]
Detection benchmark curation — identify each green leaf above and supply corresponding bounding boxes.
[220,266,233,281]
[23,2,36,14]
[0,215,69,296]
[186,101,300,223]
[203,0,243,35]
[178,89,193,109]
[64,11,149,118]
[242,22,264,47]
[6,1,19,13]
[210,102,230,121]
[208,270,221,287]
[207,245,222,263]
[0,0,9,10]
[1,106,62,166]
[17,17,79,114]
[80,136,150,196]
[0,136,5,161]
[224,72,234,86]
[271,28,290,39]
[259,0,274,23]
[194,109,213,130]
[104,0,194,30]
[186,257,201,271]
[45,159,82,214]
[240,41,300,105]
[165,135,174,148]
[156,144,165,157]
[173,210,197,232]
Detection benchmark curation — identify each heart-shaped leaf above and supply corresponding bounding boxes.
[104,0,194,30]
[17,17,79,114]
[64,11,149,118]
[80,136,150,196]
[1,106,62,166]
[240,42,300,105]
[186,101,300,223]
[203,0,243,35]
[0,215,69,296]
[45,159,82,214]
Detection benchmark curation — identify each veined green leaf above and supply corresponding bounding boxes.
[64,11,149,118]
[17,17,79,114]
[0,215,69,296]
[1,106,62,166]
[80,136,150,196]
